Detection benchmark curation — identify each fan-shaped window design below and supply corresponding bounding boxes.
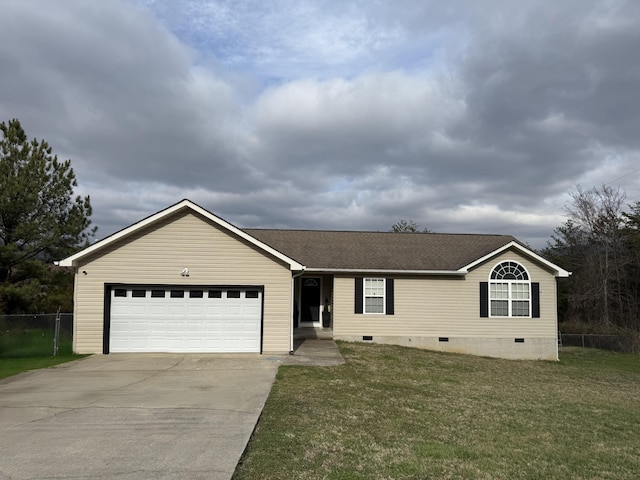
[489,261,530,317]
[490,261,529,281]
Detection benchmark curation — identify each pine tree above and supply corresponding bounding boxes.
[0,119,96,313]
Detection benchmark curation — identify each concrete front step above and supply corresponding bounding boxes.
[293,327,334,340]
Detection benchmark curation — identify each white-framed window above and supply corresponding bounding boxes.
[489,261,530,317]
[364,278,385,314]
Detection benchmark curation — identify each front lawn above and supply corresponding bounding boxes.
[233,343,640,480]
[0,328,83,379]
[0,328,72,358]
[0,354,84,380]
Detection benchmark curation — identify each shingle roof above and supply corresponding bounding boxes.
[243,229,519,271]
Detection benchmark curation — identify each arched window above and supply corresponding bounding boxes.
[489,261,530,317]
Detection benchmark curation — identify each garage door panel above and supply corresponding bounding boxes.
[186,322,204,333]
[225,306,243,316]
[224,322,242,334]
[242,323,259,333]
[167,323,184,333]
[150,338,170,349]
[110,287,261,353]
[242,339,260,350]
[222,339,241,350]
[185,339,203,349]
[130,322,149,333]
[111,304,130,315]
[167,338,184,349]
[169,305,185,315]
[128,338,149,349]
[205,322,223,334]
[149,305,167,315]
[244,306,260,316]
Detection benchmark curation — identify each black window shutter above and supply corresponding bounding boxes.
[532,282,540,318]
[355,277,363,314]
[480,282,489,317]
[385,279,394,315]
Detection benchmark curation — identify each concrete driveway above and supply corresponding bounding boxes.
[0,353,280,480]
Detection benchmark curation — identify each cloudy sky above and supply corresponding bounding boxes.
[1,0,639,248]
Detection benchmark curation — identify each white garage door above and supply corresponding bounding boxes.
[109,287,261,353]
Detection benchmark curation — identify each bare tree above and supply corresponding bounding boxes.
[622,201,640,330]
[548,185,632,330]
[391,220,432,233]
[567,185,627,326]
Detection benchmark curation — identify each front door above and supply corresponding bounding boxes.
[300,277,321,326]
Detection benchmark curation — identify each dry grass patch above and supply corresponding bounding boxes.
[233,344,640,480]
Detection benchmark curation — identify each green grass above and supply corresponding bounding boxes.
[233,344,640,480]
[0,354,84,380]
[0,328,83,379]
[0,329,72,358]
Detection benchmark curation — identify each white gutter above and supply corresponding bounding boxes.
[290,268,306,354]
[303,268,467,276]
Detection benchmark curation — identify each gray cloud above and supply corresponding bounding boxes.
[1,0,639,249]
[0,1,252,189]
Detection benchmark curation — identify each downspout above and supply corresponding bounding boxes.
[290,268,306,354]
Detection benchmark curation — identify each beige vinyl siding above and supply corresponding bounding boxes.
[333,249,558,341]
[73,210,292,354]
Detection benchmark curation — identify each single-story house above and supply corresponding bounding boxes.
[58,199,570,360]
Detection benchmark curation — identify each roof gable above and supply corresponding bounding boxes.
[461,241,571,277]
[58,200,304,270]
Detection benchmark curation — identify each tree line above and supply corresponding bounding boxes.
[543,185,640,334]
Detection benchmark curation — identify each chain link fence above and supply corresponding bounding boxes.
[0,313,74,358]
[559,332,639,353]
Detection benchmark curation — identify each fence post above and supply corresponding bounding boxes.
[53,307,61,357]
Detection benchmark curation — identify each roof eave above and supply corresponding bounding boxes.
[304,268,467,276]
[57,258,76,267]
